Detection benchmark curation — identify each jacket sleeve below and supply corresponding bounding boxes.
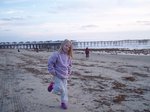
[68,58,72,75]
[48,52,58,75]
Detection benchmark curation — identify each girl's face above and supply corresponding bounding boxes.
[62,42,71,53]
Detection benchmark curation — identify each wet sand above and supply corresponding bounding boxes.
[0,49,150,112]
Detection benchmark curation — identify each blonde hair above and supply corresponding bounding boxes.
[58,39,73,58]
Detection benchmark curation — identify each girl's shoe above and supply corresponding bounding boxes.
[61,103,68,109]
[47,82,54,92]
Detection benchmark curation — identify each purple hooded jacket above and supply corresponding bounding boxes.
[48,51,72,79]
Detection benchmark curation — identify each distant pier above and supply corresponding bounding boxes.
[0,39,150,51]
[0,41,62,50]
[74,39,150,49]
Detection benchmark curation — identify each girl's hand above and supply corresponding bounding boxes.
[51,71,56,76]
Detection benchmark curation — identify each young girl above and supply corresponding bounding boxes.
[47,39,73,109]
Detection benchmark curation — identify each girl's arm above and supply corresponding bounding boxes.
[68,59,72,75]
[48,52,58,75]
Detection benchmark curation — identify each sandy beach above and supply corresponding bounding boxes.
[0,49,150,112]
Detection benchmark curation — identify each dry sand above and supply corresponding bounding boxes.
[0,49,150,112]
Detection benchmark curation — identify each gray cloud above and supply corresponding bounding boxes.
[81,24,99,30]
[47,0,100,14]
[1,17,24,21]
[136,20,150,25]
[2,0,31,4]
[3,29,11,31]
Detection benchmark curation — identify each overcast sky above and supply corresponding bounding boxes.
[0,0,150,42]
